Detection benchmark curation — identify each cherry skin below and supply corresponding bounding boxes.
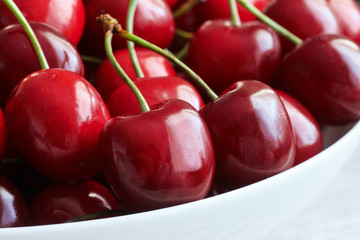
[106,76,204,117]
[0,109,6,160]
[0,175,29,227]
[186,20,281,94]
[30,180,123,225]
[95,48,176,101]
[200,80,295,189]
[83,0,175,57]
[275,34,360,125]
[326,0,360,45]
[99,99,215,212]
[0,22,84,109]
[5,69,110,182]
[0,0,85,46]
[264,0,341,55]
[275,90,323,165]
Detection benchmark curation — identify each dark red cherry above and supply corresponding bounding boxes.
[0,175,29,227]
[275,90,323,165]
[0,0,85,46]
[99,99,215,212]
[0,22,84,108]
[186,20,281,94]
[326,0,360,45]
[106,76,204,116]
[200,80,295,189]
[5,69,110,181]
[0,109,6,160]
[30,180,123,225]
[95,48,176,101]
[83,0,175,57]
[275,34,360,125]
[264,0,341,55]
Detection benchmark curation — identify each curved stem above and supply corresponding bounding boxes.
[105,31,150,112]
[229,0,241,27]
[175,28,194,40]
[173,0,201,19]
[3,0,49,69]
[126,0,144,78]
[236,0,302,45]
[175,42,190,61]
[81,55,103,65]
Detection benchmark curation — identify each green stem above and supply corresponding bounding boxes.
[81,55,103,65]
[236,0,302,45]
[105,31,150,112]
[173,0,201,19]
[174,42,190,61]
[175,28,194,40]
[229,0,241,27]
[126,0,144,78]
[3,0,49,69]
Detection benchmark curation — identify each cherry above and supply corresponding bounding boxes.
[30,180,123,225]
[106,76,204,116]
[0,22,84,108]
[99,99,215,212]
[5,69,110,181]
[264,0,342,55]
[0,174,29,227]
[0,0,85,46]
[275,34,360,125]
[95,48,176,101]
[275,90,323,165]
[0,109,7,160]
[186,20,281,94]
[326,0,360,45]
[200,80,295,189]
[83,0,175,57]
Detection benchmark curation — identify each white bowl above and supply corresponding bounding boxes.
[1,121,359,240]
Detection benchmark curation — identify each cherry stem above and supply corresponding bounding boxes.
[65,209,132,223]
[2,0,49,69]
[97,14,218,101]
[236,0,303,45]
[126,0,144,78]
[173,0,201,19]
[229,0,241,27]
[175,28,194,40]
[81,55,103,65]
[175,42,190,60]
[104,31,150,112]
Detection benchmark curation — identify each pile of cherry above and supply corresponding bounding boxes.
[0,0,360,228]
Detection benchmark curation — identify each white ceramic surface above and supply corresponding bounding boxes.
[1,121,359,240]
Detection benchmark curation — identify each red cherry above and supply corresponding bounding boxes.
[106,76,204,116]
[83,0,175,57]
[99,99,215,212]
[0,22,84,108]
[186,20,281,94]
[5,69,110,181]
[95,48,176,101]
[0,0,85,46]
[200,80,295,189]
[30,180,123,225]
[275,90,323,165]
[0,109,7,160]
[264,0,342,55]
[326,0,360,45]
[0,175,29,227]
[275,34,360,125]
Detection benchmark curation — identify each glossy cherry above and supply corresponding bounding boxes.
[99,99,215,212]
[0,175,29,227]
[0,109,7,160]
[326,0,360,45]
[5,69,110,181]
[0,0,85,46]
[0,22,84,108]
[106,76,204,116]
[186,20,281,94]
[30,180,123,225]
[275,90,323,165]
[95,48,176,101]
[83,0,175,57]
[264,0,341,55]
[275,34,360,125]
[200,80,295,189]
